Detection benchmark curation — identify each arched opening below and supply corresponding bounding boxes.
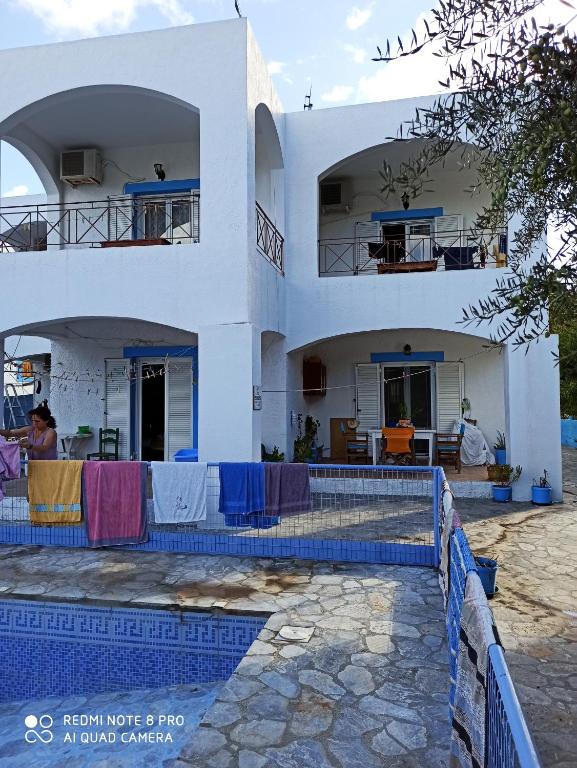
[3,317,198,461]
[255,104,284,270]
[284,327,503,473]
[255,103,284,221]
[0,85,201,251]
[318,140,505,276]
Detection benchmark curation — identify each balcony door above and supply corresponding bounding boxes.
[381,220,432,263]
[382,364,433,429]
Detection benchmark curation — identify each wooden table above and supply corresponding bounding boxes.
[100,238,171,247]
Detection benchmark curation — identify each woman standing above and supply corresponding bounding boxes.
[0,401,58,460]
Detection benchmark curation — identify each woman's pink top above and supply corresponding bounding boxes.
[27,428,58,460]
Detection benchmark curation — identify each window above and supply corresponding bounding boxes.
[135,195,195,242]
[382,365,433,429]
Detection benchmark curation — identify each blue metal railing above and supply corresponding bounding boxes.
[487,645,541,768]
[442,464,541,768]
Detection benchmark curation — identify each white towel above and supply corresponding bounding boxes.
[151,461,207,523]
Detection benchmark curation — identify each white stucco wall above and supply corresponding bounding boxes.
[62,141,199,205]
[0,20,255,335]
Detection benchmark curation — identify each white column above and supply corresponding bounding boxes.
[198,323,261,462]
[0,337,4,429]
[504,336,562,501]
[261,333,288,458]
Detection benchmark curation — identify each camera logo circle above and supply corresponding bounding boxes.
[25,714,53,743]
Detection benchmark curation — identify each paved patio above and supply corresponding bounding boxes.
[0,546,450,767]
[456,447,577,768]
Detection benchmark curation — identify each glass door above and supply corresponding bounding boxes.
[382,364,433,428]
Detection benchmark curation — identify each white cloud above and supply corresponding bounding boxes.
[14,0,193,36]
[321,85,354,103]
[346,5,372,31]
[344,44,367,64]
[267,60,285,75]
[357,12,447,102]
[3,184,30,197]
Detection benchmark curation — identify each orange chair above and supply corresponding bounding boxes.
[380,427,416,465]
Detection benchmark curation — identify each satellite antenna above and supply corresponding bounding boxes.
[304,85,313,111]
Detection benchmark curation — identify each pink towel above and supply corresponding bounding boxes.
[83,461,148,547]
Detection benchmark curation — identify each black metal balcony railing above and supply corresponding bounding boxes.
[256,202,284,273]
[318,231,508,276]
[0,193,200,252]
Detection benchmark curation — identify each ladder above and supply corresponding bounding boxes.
[4,383,28,429]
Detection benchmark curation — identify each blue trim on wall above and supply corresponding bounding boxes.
[0,525,436,567]
[371,207,444,222]
[370,351,445,363]
[123,179,200,196]
[123,346,196,358]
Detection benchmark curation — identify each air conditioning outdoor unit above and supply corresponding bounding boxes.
[60,149,102,186]
[319,180,352,215]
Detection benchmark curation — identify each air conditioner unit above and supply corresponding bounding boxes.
[319,180,352,215]
[60,149,102,186]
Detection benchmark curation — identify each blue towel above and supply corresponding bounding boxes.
[218,463,265,515]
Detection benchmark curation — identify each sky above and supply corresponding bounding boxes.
[0,0,568,197]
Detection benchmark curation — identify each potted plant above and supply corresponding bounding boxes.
[397,401,411,427]
[492,464,522,502]
[475,555,499,597]
[531,469,552,505]
[262,444,285,462]
[293,415,321,463]
[493,431,506,465]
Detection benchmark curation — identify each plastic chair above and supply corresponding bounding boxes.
[380,427,416,465]
[345,433,369,464]
[87,428,120,461]
[435,423,466,473]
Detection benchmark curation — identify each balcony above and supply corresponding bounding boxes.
[0,192,200,252]
[318,230,508,277]
[256,202,284,273]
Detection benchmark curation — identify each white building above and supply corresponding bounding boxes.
[0,19,561,499]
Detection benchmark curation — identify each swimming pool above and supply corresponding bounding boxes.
[0,599,266,766]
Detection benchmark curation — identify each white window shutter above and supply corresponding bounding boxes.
[435,214,463,247]
[107,195,133,241]
[436,362,464,433]
[104,359,131,459]
[355,363,381,432]
[355,220,381,274]
[166,358,193,460]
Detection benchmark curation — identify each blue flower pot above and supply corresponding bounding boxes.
[492,485,512,502]
[475,556,498,596]
[494,449,506,465]
[531,486,552,505]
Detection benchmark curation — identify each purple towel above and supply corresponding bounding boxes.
[265,463,311,516]
[0,442,21,502]
[83,461,148,547]
[0,442,21,481]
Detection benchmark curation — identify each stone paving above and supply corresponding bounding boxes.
[456,447,577,768]
[0,546,450,767]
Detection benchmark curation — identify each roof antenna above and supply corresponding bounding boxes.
[304,85,313,111]
[234,1,242,17]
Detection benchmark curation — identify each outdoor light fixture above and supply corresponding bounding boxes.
[401,191,410,210]
[403,344,412,356]
[154,163,166,181]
